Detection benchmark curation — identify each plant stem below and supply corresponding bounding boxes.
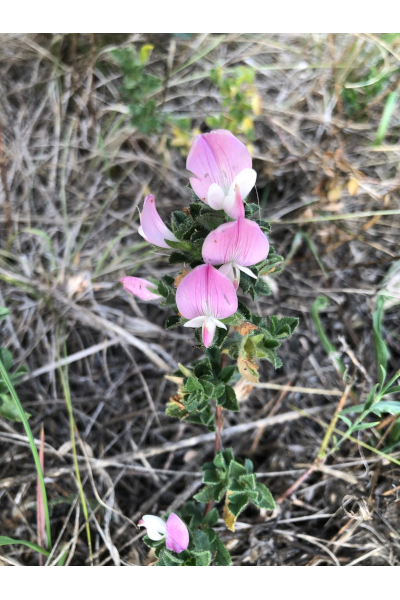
[204,404,224,516]
[0,358,52,549]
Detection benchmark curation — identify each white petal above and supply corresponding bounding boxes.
[210,317,227,330]
[139,515,167,541]
[236,264,257,279]
[184,316,207,328]
[207,183,225,210]
[230,168,257,201]
[219,262,235,282]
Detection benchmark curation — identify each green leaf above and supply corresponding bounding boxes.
[192,550,212,566]
[216,385,240,412]
[228,493,249,517]
[0,394,31,422]
[0,348,13,372]
[0,307,10,321]
[203,508,219,527]
[194,485,215,503]
[228,460,247,479]
[0,536,49,557]
[185,377,203,393]
[165,315,182,330]
[213,537,231,566]
[203,470,222,485]
[254,482,275,510]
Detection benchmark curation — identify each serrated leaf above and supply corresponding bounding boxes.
[216,385,240,412]
[194,485,215,503]
[192,550,212,566]
[228,493,249,518]
[254,482,275,510]
[213,537,231,566]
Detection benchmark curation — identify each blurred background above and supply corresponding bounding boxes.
[0,33,400,566]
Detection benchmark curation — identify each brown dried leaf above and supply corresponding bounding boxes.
[327,185,341,202]
[174,268,189,288]
[169,395,185,410]
[347,178,359,196]
[237,355,259,383]
[233,321,258,336]
[223,494,236,532]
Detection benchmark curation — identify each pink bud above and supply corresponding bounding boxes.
[120,276,161,301]
[138,195,178,248]
[165,513,189,553]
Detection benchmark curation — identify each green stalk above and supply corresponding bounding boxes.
[57,353,93,562]
[310,296,345,376]
[0,358,52,549]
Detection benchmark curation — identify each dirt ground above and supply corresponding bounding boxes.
[0,33,400,566]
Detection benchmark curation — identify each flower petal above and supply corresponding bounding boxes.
[207,183,225,210]
[202,218,269,268]
[176,264,238,321]
[139,195,178,249]
[165,513,189,553]
[231,168,257,201]
[138,515,167,541]
[236,264,257,278]
[224,183,245,220]
[120,277,161,301]
[184,316,206,328]
[187,130,252,202]
[202,317,216,348]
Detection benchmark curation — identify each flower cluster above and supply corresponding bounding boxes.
[120,129,270,348]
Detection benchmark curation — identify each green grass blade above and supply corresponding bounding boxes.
[0,359,52,550]
[0,536,50,557]
[375,91,398,145]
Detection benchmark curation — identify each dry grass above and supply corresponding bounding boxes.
[0,33,400,566]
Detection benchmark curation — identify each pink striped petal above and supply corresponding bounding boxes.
[202,218,269,268]
[176,264,237,321]
[187,130,252,202]
[120,276,161,301]
[165,513,189,553]
[139,195,178,249]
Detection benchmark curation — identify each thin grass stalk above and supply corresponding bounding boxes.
[57,340,93,563]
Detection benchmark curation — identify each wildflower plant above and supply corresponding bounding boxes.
[121,129,299,566]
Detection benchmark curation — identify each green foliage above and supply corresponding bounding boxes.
[229,313,299,374]
[0,344,29,422]
[142,506,231,566]
[194,448,275,518]
[239,246,284,299]
[372,294,389,388]
[111,45,164,134]
[206,66,261,140]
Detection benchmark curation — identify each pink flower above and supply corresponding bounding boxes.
[138,513,189,554]
[176,264,238,347]
[186,129,256,218]
[201,217,269,289]
[138,194,178,249]
[120,276,161,301]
